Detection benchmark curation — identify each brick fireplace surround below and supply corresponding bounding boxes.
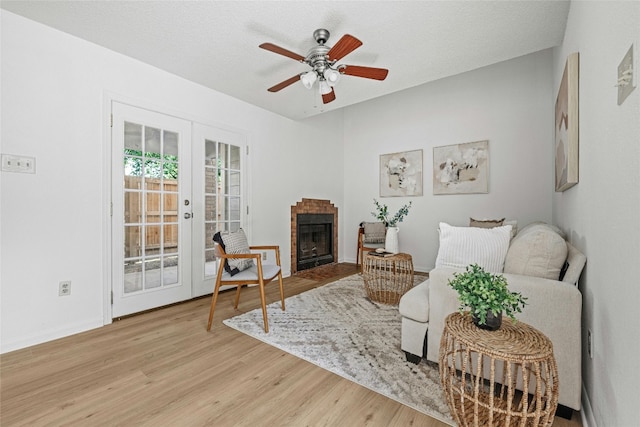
[291,198,338,274]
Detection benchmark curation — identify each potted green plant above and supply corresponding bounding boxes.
[448,264,527,330]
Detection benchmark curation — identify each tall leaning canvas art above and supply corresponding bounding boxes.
[555,52,580,192]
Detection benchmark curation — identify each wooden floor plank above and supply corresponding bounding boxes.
[1,263,581,426]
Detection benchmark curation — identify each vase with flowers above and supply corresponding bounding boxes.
[371,199,412,254]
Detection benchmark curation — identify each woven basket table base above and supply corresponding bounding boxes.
[439,312,559,427]
[362,252,414,305]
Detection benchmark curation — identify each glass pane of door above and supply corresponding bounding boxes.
[123,123,181,293]
[204,140,243,275]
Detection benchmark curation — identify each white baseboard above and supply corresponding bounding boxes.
[581,383,597,427]
[0,318,103,354]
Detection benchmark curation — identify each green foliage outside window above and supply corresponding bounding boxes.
[124,149,178,179]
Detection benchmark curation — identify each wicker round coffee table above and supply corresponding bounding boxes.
[362,252,414,305]
[439,312,559,427]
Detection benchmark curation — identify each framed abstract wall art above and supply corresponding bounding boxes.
[555,52,580,192]
[379,149,423,197]
[433,140,489,195]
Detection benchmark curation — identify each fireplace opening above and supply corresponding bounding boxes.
[296,213,334,271]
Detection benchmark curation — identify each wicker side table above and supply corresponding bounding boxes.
[439,312,559,427]
[362,252,414,305]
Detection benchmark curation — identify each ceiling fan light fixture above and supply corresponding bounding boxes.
[318,79,332,95]
[300,71,317,89]
[261,29,388,105]
[323,68,341,86]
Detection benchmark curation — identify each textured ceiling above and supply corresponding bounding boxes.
[1,1,570,120]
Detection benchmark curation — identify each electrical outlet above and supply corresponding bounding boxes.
[262,252,267,260]
[587,328,593,359]
[59,280,71,296]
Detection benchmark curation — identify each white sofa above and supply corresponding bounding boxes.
[399,222,586,414]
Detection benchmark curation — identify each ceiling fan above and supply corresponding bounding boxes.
[259,29,389,104]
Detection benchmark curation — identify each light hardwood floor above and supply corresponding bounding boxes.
[1,264,582,426]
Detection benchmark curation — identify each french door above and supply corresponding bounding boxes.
[111,103,192,316]
[111,102,245,317]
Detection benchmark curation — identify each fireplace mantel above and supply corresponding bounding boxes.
[291,199,338,274]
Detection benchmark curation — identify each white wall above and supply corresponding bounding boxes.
[553,2,640,426]
[343,50,555,272]
[0,10,344,353]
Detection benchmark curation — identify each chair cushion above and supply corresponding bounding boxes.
[363,222,386,243]
[435,222,512,273]
[220,264,281,282]
[503,223,568,280]
[214,229,254,275]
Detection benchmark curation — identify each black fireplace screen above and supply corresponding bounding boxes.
[297,213,334,271]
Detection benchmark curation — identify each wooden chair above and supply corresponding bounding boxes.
[206,243,285,333]
[356,222,386,273]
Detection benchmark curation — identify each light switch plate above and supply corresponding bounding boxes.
[1,154,36,174]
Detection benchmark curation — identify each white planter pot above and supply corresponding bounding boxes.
[385,227,400,254]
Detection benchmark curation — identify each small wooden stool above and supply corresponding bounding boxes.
[439,312,559,426]
[362,252,414,305]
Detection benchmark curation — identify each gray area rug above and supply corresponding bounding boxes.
[223,274,454,425]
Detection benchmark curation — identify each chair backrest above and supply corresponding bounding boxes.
[361,221,386,244]
[213,241,225,257]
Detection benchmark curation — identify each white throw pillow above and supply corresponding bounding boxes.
[435,222,512,273]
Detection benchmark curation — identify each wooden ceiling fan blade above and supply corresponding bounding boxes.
[322,88,336,104]
[268,75,300,92]
[327,34,362,61]
[259,43,305,62]
[341,65,389,80]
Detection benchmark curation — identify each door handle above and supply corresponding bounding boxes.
[184,213,192,219]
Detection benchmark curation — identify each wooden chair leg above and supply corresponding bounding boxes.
[207,281,223,331]
[356,227,364,267]
[277,271,285,311]
[233,285,243,309]
[258,280,269,333]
